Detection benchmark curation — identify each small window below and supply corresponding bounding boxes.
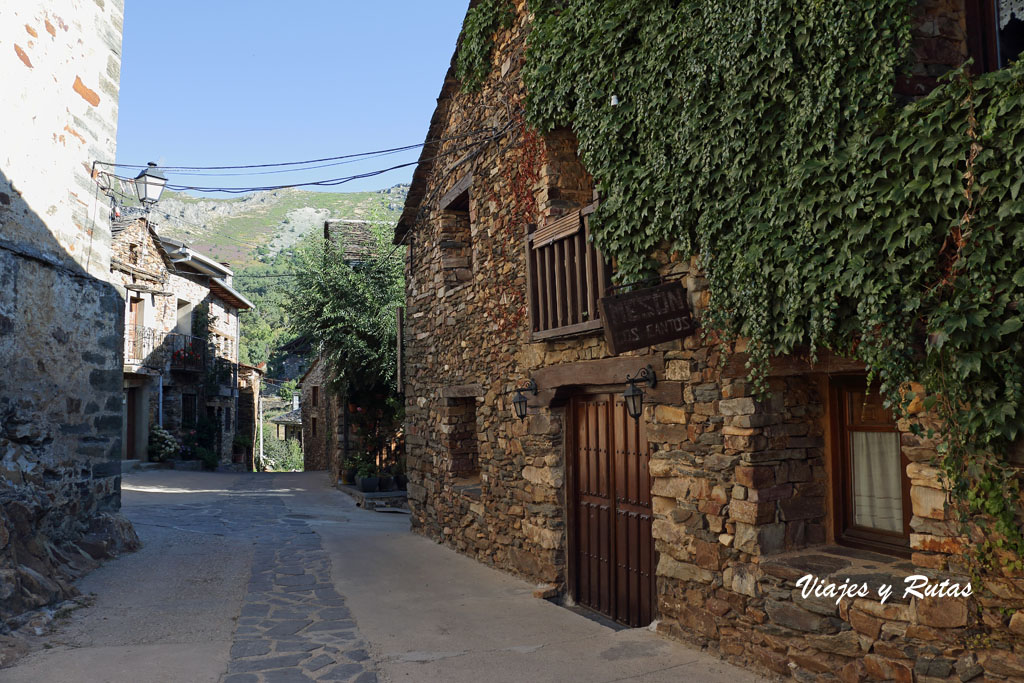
[175,300,192,336]
[128,243,139,265]
[312,386,319,408]
[526,211,614,339]
[830,377,911,554]
[438,173,473,286]
[444,397,479,478]
[967,0,1024,72]
[312,416,318,437]
[182,394,197,428]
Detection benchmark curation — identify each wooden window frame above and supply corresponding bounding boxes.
[526,205,613,341]
[966,0,1024,73]
[829,376,912,557]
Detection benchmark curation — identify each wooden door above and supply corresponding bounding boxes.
[125,388,137,460]
[127,297,142,360]
[569,393,656,627]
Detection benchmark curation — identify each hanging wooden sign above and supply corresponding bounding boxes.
[598,281,696,355]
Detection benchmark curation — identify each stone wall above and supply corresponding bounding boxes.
[237,365,262,470]
[400,1,1023,680]
[301,358,331,472]
[109,219,243,464]
[0,0,139,625]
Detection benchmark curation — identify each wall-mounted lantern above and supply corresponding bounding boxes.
[512,379,538,421]
[623,365,657,421]
[134,162,167,208]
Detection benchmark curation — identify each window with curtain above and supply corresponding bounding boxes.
[831,378,911,554]
[967,0,1024,73]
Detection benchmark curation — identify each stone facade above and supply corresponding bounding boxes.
[110,217,251,465]
[237,363,263,470]
[398,1,1024,680]
[300,357,342,474]
[0,0,139,625]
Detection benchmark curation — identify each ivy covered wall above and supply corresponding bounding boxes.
[481,0,1024,572]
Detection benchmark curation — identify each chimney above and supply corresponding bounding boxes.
[293,395,299,411]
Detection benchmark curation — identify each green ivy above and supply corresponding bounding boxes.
[456,0,514,92]
[522,0,1024,568]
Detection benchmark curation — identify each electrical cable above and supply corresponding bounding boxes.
[95,125,499,173]
[100,122,515,195]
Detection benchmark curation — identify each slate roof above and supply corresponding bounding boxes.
[270,408,302,426]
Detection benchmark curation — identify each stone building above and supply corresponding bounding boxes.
[270,397,303,443]
[300,358,330,472]
[109,217,254,466]
[398,1,1024,680]
[237,363,264,470]
[0,0,139,624]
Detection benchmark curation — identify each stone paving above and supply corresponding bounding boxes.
[129,477,377,683]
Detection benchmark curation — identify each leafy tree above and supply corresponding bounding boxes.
[287,218,404,466]
[277,379,297,402]
[288,225,403,396]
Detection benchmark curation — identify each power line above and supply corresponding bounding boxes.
[99,124,512,195]
[95,126,498,173]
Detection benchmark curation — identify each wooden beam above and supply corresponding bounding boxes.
[438,172,473,210]
[721,349,866,379]
[533,353,665,392]
[440,383,483,398]
[531,318,602,341]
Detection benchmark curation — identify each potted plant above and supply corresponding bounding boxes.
[393,458,408,491]
[355,460,378,493]
[377,469,393,492]
[340,460,358,485]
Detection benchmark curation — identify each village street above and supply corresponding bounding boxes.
[3,471,764,683]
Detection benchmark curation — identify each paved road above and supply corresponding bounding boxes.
[3,471,766,683]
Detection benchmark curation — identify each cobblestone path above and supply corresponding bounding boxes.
[129,477,377,683]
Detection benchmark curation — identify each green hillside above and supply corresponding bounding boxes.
[152,185,406,268]
[149,185,407,377]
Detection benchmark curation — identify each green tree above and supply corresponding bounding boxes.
[277,379,297,402]
[288,225,403,395]
[287,219,405,467]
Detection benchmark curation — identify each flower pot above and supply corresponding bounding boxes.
[356,475,378,493]
[378,475,393,492]
[394,473,408,490]
[341,467,357,485]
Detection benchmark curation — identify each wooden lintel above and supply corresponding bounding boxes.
[532,353,665,393]
[438,172,473,210]
[721,349,866,379]
[111,258,165,283]
[440,383,483,399]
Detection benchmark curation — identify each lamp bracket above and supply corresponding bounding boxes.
[626,365,657,389]
[517,378,538,395]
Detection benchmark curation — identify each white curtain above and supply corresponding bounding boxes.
[851,431,903,532]
[1000,0,1024,29]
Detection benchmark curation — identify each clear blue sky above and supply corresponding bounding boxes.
[115,1,469,194]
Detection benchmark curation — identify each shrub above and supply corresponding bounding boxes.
[147,424,178,462]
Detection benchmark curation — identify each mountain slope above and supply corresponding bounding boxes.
[147,184,408,375]
[151,185,407,268]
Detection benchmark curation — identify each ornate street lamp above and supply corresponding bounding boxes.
[512,379,538,421]
[623,365,657,421]
[134,162,167,207]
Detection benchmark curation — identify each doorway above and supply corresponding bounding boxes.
[567,392,656,627]
[125,387,138,460]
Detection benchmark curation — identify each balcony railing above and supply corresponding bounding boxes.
[124,325,161,367]
[208,357,236,395]
[527,210,614,340]
[167,332,206,371]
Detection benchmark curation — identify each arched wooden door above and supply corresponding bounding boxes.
[568,392,656,627]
